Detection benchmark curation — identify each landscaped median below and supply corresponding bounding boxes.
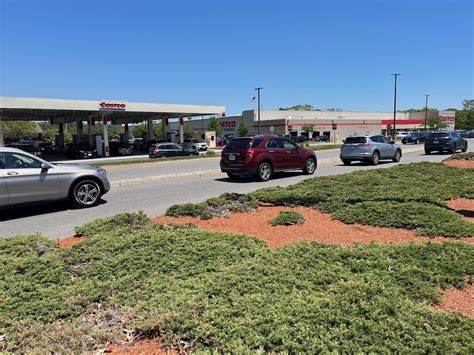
[1,162,473,353]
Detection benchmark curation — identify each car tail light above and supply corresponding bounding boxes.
[359,143,370,147]
[246,149,254,160]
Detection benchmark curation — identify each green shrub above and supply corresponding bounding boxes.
[332,201,474,237]
[205,150,217,157]
[250,163,474,237]
[445,152,474,161]
[166,193,258,219]
[75,211,152,236]
[1,219,474,353]
[271,211,305,226]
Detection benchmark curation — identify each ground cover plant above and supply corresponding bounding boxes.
[270,210,305,226]
[445,152,474,161]
[166,192,258,219]
[251,162,474,237]
[1,213,474,353]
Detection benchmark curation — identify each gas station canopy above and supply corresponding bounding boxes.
[0,97,225,123]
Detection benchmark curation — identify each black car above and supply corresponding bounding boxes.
[315,135,329,142]
[466,130,474,138]
[424,131,468,154]
[38,141,56,154]
[401,131,430,144]
[142,139,165,152]
[290,136,309,143]
[6,143,42,156]
[149,143,199,158]
[66,144,98,159]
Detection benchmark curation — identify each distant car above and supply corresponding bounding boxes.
[401,131,430,144]
[424,131,467,154]
[220,136,317,181]
[467,130,474,138]
[183,138,208,151]
[6,143,42,156]
[340,135,402,165]
[142,139,165,152]
[149,143,199,158]
[457,130,468,138]
[65,144,98,159]
[290,136,309,143]
[130,138,144,150]
[315,135,330,142]
[38,142,56,154]
[396,132,410,140]
[109,140,133,156]
[0,147,110,208]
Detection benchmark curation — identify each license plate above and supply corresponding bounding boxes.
[228,154,236,161]
[433,140,439,144]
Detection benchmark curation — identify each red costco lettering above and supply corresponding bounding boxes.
[219,121,237,128]
[99,102,126,110]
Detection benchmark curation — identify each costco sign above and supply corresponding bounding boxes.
[220,121,237,131]
[439,111,455,130]
[99,102,126,111]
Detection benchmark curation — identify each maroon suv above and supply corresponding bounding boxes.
[220,136,317,181]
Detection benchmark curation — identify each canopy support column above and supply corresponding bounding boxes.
[102,115,110,157]
[147,118,154,141]
[179,117,184,144]
[58,123,65,151]
[0,114,4,147]
[123,123,129,143]
[76,120,84,143]
[88,116,96,145]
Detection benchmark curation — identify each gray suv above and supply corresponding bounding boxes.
[340,135,402,165]
[0,147,110,208]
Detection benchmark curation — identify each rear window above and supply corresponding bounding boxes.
[428,133,449,138]
[250,139,263,148]
[344,137,367,144]
[226,138,251,149]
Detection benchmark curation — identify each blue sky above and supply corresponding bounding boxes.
[1,0,472,115]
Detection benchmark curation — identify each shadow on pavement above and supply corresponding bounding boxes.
[0,199,108,221]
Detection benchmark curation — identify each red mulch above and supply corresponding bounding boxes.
[447,198,474,223]
[56,235,87,248]
[443,160,474,169]
[106,339,181,354]
[433,280,474,319]
[154,206,473,248]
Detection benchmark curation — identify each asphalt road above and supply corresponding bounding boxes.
[1,144,472,239]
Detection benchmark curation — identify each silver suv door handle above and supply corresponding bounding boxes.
[7,171,19,176]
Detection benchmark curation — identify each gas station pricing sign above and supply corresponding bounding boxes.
[99,101,126,111]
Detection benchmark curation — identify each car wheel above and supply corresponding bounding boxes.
[371,151,380,165]
[462,144,468,152]
[415,139,419,144]
[256,162,272,182]
[227,172,239,179]
[425,149,431,155]
[392,150,401,162]
[342,160,351,165]
[71,180,101,208]
[303,158,317,175]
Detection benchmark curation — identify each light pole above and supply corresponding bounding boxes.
[424,94,429,130]
[254,87,263,134]
[392,74,400,141]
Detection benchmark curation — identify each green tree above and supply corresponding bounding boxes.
[462,99,474,111]
[326,108,343,111]
[279,104,320,111]
[207,116,223,136]
[1,121,37,141]
[302,123,314,135]
[237,118,250,137]
[183,125,194,136]
[425,116,448,130]
[39,122,58,142]
[399,107,437,113]
[132,123,162,138]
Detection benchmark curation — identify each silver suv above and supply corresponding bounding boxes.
[0,147,110,208]
[340,135,402,165]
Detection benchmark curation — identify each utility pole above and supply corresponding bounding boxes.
[392,74,400,141]
[254,87,263,135]
[424,94,429,130]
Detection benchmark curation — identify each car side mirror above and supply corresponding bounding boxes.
[41,163,50,170]
[390,140,395,144]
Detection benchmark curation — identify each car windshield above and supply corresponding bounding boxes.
[226,138,251,149]
[344,137,367,144]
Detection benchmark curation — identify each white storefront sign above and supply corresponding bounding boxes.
[439,111,455,130]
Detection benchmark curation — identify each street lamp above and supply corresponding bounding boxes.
[391,74,400,141]
[424,94,429,130]
[254,87,263,134]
